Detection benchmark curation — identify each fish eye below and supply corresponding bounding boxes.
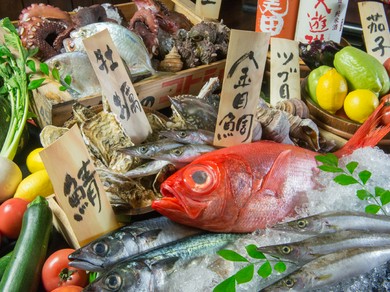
[93,241,109,256]
[280,245,291,255]
[183,164,217,194]
[69,42,75,51]
[283,277,296,288]
[104,273,122,291]
[139,146,149,154]
[297,219,308,229]
[178,131,187,138]
[173,148,184,156]
[53,61,61,70]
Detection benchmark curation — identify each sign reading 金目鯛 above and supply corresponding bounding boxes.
[82,29,151,144]
[294,0,349,44]
[214,30,270,147]
[358,1,390,64]
[270,38,301,106]
[195,0,222,20]
[40,125,119,247]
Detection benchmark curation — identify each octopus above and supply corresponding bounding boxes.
[17,3,123,61]
[18,3,73,60]
[128,0,193,57]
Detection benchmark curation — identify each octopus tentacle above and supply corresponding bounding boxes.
[19,3,72,24]
[129,8,159,56]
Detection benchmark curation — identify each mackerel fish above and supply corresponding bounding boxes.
[272,210,390,235]
[83,232,242,291]
[257,230,390,264]
[118,139,183,159]
[68,216,203,271]
[261,245,390,292]
[159,129,215,145]
[63,22,156,78]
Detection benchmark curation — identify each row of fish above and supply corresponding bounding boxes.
[68,211,390,291]
[68,216,243,291]
[259,211,390,291]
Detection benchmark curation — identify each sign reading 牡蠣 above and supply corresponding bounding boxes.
[40,125,119,247]
[82,29,151,144]
[195,0,222,19]
[358,1,390,64]
[214,30,270,147]
[270,38,300,106]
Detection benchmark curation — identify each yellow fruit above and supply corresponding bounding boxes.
[14,169,54,202]
[316,68,348,114]
[26,147,45,173]
[344,89,379,123]
[0,156,22,202]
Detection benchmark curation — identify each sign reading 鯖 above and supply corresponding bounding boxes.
[195,0,222,20]
[214,30,270,147]
[358,1,390,64]
[83,29,151,144]
[270,38,301,106]
[40,125,119,247]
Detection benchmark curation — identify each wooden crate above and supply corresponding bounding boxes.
[30,0,227,128]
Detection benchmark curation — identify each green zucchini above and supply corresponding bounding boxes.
[0,196,53,292]
[0,251,13,281]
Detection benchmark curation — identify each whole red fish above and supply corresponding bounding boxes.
[152,96,390,232]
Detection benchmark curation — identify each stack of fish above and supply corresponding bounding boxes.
[258,211,390,291]
[68,216,243,291]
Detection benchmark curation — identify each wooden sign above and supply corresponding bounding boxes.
[294,0,349,44]
[82,29,151,144]
[255,0,300,40]
[270,38,301,106]
[195,0,222,20]
[358,1,390,64]
[214,30,270,147]
[40,125,119,247]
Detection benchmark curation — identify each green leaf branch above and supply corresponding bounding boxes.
[315,153,390,215]
[213,244,286,292]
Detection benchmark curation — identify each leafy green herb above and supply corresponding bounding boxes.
[315,153,390,215]
[214,244,286,292]
[0,18,37,160]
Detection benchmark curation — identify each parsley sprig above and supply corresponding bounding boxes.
[315,153,390,215]
[213,244,286,292]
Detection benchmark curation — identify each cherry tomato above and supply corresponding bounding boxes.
[0,198,29,239]
[42,248,88,292]
[51,285,84,292]
[380,95,390,125]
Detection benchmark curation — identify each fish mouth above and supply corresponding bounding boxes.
[68,255,104,272]
[153,185,203,219]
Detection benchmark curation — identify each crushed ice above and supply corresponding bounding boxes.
[164,147,390,292]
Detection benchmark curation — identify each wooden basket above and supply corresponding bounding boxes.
[30,0,227,128]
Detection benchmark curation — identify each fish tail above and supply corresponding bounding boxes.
[335,94,390,157]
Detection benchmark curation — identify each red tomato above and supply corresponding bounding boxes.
[380,95,390,125]
[42,248,88,292]
[0,198,29,239]
[51,285,84,292]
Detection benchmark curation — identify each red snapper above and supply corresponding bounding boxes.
[152,96,390,232]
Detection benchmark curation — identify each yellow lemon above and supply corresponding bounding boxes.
[316,68,348,114]
[0,156,23,202]
[14,169,54,202]
[26,147,45,173]
[344,89,379,123]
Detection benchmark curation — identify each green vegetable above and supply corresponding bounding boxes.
[214,244,286,292]
[334,46,390,97]
[315,153,390,215]
[0,196,52,292]
[0,18,44,160]
[0,251,13,281]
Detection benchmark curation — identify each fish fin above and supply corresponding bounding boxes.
[335,95,390,157]
[137,229,162,243]
[151,257,180,271]
[258,149,293,197]
[315,273,333,281]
